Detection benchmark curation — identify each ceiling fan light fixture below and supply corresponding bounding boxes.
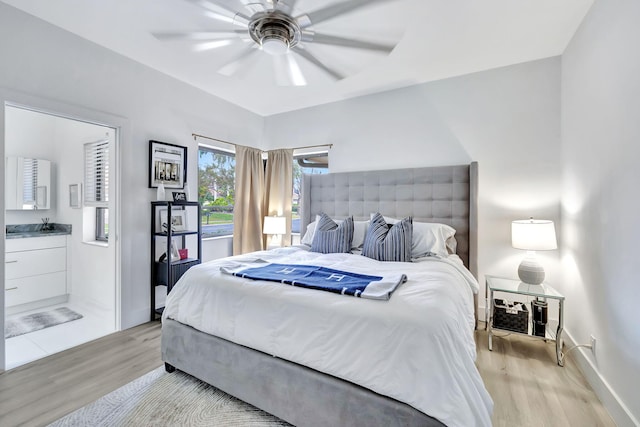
[249,11,300,55]
[262,36,289,55]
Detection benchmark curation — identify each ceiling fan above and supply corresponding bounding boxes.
[153,0,402,86]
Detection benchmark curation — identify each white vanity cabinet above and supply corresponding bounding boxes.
[5,235,68,307]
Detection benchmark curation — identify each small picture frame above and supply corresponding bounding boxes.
[170,242,181,262]
[172,191,187,202]
[149,140,187,189]
[69,183,81,208]
[159,209,188,232]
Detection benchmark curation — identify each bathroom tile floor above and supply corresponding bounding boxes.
[5,301,115,370]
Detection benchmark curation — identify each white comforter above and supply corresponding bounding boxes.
[163,247,493,426]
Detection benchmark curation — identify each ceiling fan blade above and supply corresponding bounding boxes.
[293,48,344,81]
[193,38,241,52]
[218,47,260,76]
[240,1,269,14]
[186,0,250,27]
[273,53,307,86]
[274,0,298,14]
[297,0,394,28]
[152,30,246,41]
[305,33,395,53]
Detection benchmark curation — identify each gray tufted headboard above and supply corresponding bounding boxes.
[300,163,478,279]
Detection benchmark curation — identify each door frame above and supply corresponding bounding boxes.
[1,88,126,371]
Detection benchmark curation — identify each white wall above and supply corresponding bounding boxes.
[53,117,116,313]
[561,0,640,424]
[264,57,563,312]
[0,3,264,332]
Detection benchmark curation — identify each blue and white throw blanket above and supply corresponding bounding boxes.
[221,263,407,300]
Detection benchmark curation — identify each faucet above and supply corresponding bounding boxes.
[41,217,52,231]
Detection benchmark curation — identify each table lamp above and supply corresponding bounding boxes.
[511,218,557,285]
[263,216,286,248]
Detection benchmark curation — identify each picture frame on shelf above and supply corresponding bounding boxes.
[159,209,188,233]
[149,140,187,189]
[172,191,187,202]
[170,242,181,262]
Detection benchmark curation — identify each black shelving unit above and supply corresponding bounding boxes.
[151,201,202,320]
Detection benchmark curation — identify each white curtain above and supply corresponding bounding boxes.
[233,145,265,255]
[263,149,293,247]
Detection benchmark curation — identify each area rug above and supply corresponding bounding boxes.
[48,367,292,426]
[5,307,83,339]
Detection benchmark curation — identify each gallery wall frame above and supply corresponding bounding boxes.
[69,183,82,208]
[149,140,186,189]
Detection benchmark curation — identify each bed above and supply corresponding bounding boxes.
[161,163,493,427]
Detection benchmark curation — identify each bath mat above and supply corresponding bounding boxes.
[5,307,83,339]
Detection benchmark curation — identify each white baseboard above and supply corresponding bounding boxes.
[562,330,639,427]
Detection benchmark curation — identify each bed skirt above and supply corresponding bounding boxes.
[161,318,445,427]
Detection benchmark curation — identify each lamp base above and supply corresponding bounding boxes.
[518,253,545,285]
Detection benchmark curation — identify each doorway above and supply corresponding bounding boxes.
[3,104,120,370]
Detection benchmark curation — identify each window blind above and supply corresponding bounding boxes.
[22,158,38,204]
[84,139,109,207]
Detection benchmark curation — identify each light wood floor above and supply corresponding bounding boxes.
[0,321,615,427]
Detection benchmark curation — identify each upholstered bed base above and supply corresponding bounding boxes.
[161,163,479,424]
[162,318,445,427]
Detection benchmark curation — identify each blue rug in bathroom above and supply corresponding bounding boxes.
[5,307,83,339]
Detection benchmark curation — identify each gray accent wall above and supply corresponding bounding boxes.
[562,0,640,425]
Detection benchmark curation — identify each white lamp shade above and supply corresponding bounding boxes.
[511,219,557,251]
[263,216,286,235]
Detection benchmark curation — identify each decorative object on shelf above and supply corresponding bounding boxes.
[531,298,548,337]
[492,298,528,333]
[511,218,557,285]
[172,191,187,202]
[156,183,166,201]
[263,215,286,248]
[178,248,188,260]
[170,242,181,262]
[160,209,187,232]
[69,183,82,208]
[149,140,187,189]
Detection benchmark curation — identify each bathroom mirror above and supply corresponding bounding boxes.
[5,156,52,210]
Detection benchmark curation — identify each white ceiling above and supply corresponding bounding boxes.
[2,0,594,116]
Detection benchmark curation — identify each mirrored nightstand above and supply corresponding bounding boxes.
[485,275,565,366]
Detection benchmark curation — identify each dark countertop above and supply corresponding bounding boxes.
[6,223,72,239]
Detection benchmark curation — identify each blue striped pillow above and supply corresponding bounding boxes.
[310,214,354,254]
[362,212,413,262]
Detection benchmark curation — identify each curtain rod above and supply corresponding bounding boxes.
[192,133,333,152]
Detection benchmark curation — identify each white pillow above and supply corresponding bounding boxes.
[370,213,456,258]
[301,215,369,250]
[301,220,317,246]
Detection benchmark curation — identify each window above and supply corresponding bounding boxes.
[292,153,328,234]
[198,145,235,238]
[96,207,109,241]
[84,139,109,241]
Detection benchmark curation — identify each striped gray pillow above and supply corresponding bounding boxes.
[362,212,413,262]
[310,214,354,254]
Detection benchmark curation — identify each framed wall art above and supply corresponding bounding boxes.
[149,140,187,189]
[69,183,81,208]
